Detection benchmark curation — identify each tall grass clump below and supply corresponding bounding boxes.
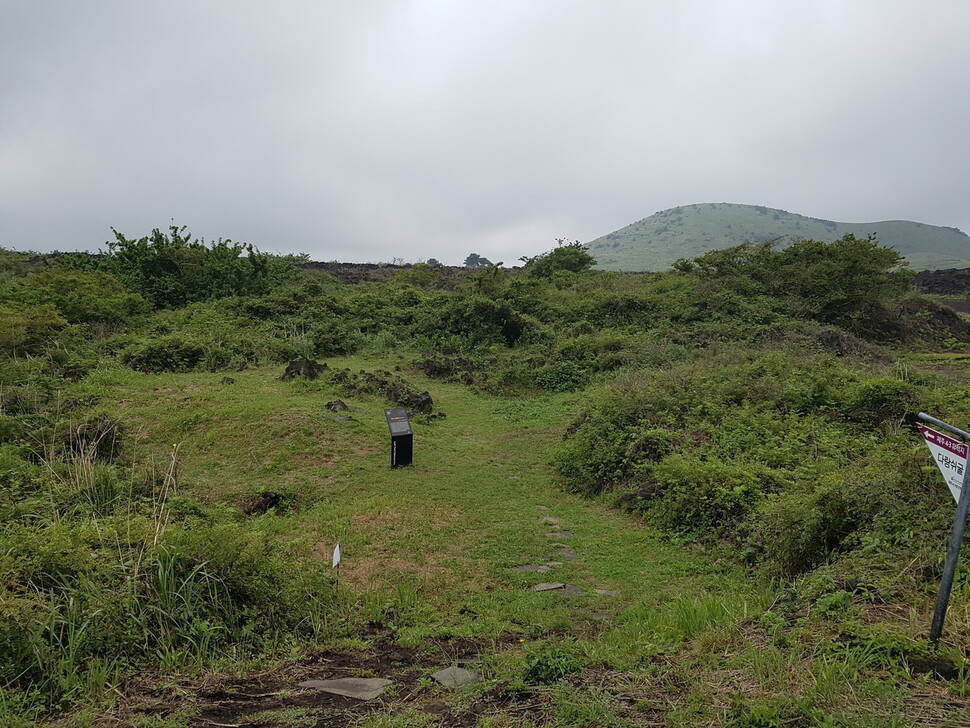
[0,425,336,717]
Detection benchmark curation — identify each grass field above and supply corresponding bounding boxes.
[36,355,970,727]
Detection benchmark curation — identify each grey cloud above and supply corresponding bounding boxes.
[2,0,969,265]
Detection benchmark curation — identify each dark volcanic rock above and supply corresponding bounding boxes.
[404,391,434,415]
[281,359,328,381]
[241,491,282,515]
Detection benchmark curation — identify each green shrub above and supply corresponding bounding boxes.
[751,486,861,577]
[845,377,916,424]
[523,640,586,685]
[641,455,765,536]
[532,361,590,392]
[814,590,853,618]
[120,336,207,372]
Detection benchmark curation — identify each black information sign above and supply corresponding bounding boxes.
[384,408,413,468]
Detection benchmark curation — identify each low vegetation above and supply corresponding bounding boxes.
[3,231,970,726]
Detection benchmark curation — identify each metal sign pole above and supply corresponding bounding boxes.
[918,413,970,641]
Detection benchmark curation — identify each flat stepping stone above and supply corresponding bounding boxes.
[536,505,549,511]
[533,582,566,592]
[513,564,551,572]
[541,516,561,525]
[545,561,564,567]
[594,589,620,596]
[548,549,577,561]
[546,531,573,538]
[298,677,392,700]
[431,666,481,688]
[533,583,586,596]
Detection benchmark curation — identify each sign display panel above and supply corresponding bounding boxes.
[919,424,968,504]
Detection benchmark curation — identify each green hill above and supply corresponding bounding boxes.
[588,202,970,271]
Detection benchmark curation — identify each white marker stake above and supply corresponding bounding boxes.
[919,424,968,503]
[333,542,341,590]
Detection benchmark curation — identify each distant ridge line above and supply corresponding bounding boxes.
[587,202,970,272]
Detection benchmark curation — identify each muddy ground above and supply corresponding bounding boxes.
[98,633,561,728]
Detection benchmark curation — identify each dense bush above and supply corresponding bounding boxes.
[692,235,915,335]
[555,345,954,575]
[56,225,300,310]
[522,240,596,278]
[6,269,149,325]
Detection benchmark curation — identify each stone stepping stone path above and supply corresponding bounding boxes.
[297,677,392,700]
[524,511,597,599]
[431,666,481,688]
[594,588,620,596]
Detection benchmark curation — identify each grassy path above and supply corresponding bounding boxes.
[89,359,755,636]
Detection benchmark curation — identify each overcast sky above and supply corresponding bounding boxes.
[2,1,968,265]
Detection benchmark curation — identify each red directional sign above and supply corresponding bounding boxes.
[919,424,968,504]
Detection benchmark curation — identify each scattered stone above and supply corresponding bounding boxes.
[541,516,561,525]
[549,549,577,561]
[220,376,235,384]
[545,561,564,567]
[594,589,620,597]
[533,582,566,592]
[298,677,392,700]
[546,531,573,538]
[513,564,551,572]
[423,702,449,715]
[536,505,549,510]
[431,666,481,688]
[326,400,350,412]
[907,656,960,680]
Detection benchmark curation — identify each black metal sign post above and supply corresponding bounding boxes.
[918,413,970,641]
[384,408,413,468]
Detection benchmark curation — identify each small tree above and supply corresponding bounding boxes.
[100,225,298,309]
[426,258,443,267]
[463,253,493,268]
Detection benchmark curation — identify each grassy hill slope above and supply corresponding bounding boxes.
[589,202,970,271]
